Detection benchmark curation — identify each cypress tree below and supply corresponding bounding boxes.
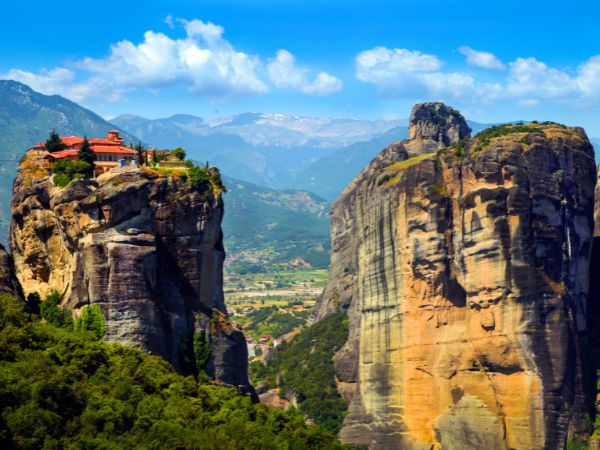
[77,137,95,177]
[135,142,145,166]
[45,129,66,152]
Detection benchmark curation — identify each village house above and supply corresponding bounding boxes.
[26,130,136,178]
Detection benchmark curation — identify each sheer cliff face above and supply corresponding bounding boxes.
[10,167,251,391]
[317,103,596,449]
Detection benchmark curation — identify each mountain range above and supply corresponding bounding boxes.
[0,81,333,270]
[110,112,405,195]
[111,113,508,200]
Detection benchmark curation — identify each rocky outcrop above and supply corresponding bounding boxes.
[317,103,596,449]
[0,243,21,297]
[10,167,252,393]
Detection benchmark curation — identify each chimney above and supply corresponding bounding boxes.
[107,130,120,142]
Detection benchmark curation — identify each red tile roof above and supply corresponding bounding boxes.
[46,150,78,158]
[61,136,85,146]
[92,145,135,154]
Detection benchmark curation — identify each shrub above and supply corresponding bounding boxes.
[52,159,92,187]
[53,173,71,187]
[74,304,105,340]
[40,290,64,327]
[193,331,211,375]
[188,165,211,191]
[171,147,186,161]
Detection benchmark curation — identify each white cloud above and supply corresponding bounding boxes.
[355,47,443,82]
[2,67,117,102]
[355,45,600,107]
[458,46,505,70]
[76,20,268,98]
[267,50,342,96]
[506,57,577,99]
[355,46,500,102]
[3,19,343,103]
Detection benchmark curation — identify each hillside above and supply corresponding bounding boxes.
[0,80,137,241]
[222,175,330,272]
[0,294,345,449]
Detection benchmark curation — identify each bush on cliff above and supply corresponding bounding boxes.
[0,295,346,449]
[250,311,349,435]
[52,159,92,187]
[74,304,105,340]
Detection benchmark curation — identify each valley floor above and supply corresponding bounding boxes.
[224,268,328,359]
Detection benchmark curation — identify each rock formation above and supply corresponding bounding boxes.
[10,166,252,393]
[0,243,21,297]
[316,103,596,449]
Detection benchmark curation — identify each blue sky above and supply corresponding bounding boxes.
[2,0,600,134]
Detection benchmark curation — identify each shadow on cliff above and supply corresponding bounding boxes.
[585,236,600,417]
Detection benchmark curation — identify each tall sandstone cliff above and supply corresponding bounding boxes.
[317,103,597,449]
[10,167,252,393]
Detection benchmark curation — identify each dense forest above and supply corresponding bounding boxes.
[250,311,349,435]
[0,294,347,449]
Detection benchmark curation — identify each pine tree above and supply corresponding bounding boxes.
[77,137,95,177]
[45,129,66,152]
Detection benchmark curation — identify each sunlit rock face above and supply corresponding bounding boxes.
[10,167,252,393]
[317,103,596,449]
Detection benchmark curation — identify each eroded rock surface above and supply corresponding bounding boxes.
[0,243,21,297]
[10,167,252,393]
[317,103,596,449]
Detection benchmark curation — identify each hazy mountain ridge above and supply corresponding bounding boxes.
[110,113,404,188]
[112,112,404,148]
[292,120,492,199]
[221,175,330,271]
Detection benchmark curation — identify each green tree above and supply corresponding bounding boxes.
[45,129,66,152]
[52,159,93,187]
[193,331,211,375]
[40,290,63,326]
[74,304,105,340]
[0,294,346,449]
[171,147,186,161]
[135,142,145,166]
[188,165,210,191]
[77,137,95,176]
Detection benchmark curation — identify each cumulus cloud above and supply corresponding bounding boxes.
[458,46,506,70]
[355,45,600,106]
[76,19,268,98]
[267,50,342,96]
[355,46,500,102]
[2,19,342,103]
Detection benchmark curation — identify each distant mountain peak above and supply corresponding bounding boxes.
[166,113,203,122]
